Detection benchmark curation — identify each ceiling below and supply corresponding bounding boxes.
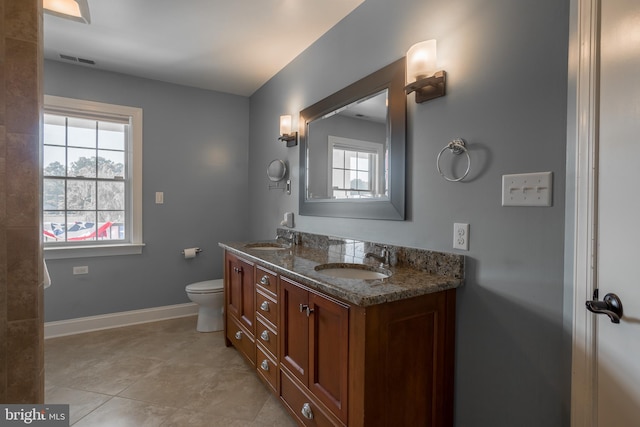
[43,0,364,97]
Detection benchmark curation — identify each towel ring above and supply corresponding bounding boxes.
[436,138,470,182]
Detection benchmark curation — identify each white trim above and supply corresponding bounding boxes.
[44,303,198,339]
[570,0,600,425]
[44,243,145,259]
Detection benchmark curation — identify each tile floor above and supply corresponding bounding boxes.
[45,316,297,426]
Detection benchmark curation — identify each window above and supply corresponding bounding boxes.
[328,136,385,199]
[43,95,144,259]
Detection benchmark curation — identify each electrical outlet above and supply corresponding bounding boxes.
[453,223,469,251]
[73,266,89,275]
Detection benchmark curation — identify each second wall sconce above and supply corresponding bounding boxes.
[278,115,298,147]
[44,0,91,24]
[405,39,446,103]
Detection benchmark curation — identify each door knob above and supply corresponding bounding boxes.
[586,290,623,324]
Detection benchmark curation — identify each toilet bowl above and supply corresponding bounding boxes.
[185,279,224,332]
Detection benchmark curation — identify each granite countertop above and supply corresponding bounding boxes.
[219,234,464,307]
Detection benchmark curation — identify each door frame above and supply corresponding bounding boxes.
[569,0,600,425]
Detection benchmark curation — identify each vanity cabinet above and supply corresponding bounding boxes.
[225,252,255,366]
[255,265,280,393]
[349,288,456,427]
[223,249,456,427]
[280,276,349,425]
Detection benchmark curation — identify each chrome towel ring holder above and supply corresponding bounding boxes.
[436,138,470,182]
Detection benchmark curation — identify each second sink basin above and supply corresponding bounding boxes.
[314,263,392,280]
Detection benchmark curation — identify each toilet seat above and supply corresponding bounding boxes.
[186,279,223,294]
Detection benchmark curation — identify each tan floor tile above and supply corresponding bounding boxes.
[72,396,176,427]
[160,409,267,427]
[45,317,298,426]
[182,370,271,421]
[254,395,299,427]
[168,337,254,373]
[118,359,218,408]
[45,385,113,425]
[53,354,167,395]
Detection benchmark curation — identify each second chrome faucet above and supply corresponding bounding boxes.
[365,245,391,266]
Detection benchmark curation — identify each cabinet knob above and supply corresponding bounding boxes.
[301,402,314,420]
[233,266,243,274]
[234,331,243,340]
[260,330,270,341]
[260,301,270,312]
[260,359,270,371]
[260,275,270,285]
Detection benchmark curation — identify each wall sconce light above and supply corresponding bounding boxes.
[44,0,91,24]
[278,115,298,147]
[404,40,446,103]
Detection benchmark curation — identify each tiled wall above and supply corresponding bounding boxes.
[0,0,44,403]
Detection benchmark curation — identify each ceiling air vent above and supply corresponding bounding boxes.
[59,54,96,65]
[59,54,77,62]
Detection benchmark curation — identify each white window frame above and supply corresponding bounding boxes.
[43,95,144,259]
[327,136,384,199]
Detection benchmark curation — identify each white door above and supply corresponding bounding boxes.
[592,0,640,424]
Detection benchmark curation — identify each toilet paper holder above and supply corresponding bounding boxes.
[181,248,203,255]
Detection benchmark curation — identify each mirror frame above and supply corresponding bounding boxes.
[299,58,406,220]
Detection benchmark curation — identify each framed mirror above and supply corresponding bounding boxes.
[299,58,406,220]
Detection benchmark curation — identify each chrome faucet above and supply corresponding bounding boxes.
[276,230,298,245]
[365,245,390,266]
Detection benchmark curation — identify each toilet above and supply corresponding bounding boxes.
[185,279,224,332]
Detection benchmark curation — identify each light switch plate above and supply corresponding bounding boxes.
[283,212,294,228]
[502,172,552,207]
[73,266,89,275]
[155,192,164,204]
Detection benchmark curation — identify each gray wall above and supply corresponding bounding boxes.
[43,60,250,322]
[248,0,570,425]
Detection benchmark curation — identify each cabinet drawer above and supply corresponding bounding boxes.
[280,370,343,427]
[256,317,278,359]
[227,317,255,367]
[256,288,278,326]
[256,266,278,298]
[256,344,278,394]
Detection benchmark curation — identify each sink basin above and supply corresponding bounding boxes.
[314,263,392,280]
[244,242,290,251]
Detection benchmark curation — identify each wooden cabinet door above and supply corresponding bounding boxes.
[226,253,255,334]
[280,277,309,385]
[309,292,349,424]
[281,276,349,424]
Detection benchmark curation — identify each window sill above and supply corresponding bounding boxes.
[44,243,145,260]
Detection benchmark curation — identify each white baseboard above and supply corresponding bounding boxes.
[45,303,199,339]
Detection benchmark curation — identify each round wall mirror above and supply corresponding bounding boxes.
[267,159,287,182]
